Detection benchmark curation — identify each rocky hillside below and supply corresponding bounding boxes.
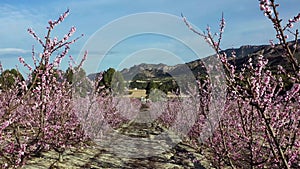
[88,40,300,82]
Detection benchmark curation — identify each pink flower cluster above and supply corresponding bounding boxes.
[259,0,272,15]
[288,13,300,28]
[48,9,69,30]
[0,10,88,168]
[180,0,300,168]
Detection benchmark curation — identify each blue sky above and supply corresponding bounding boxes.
[0,0,299,75]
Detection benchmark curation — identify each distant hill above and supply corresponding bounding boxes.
[120,63,174,81]
[88,40,300,82]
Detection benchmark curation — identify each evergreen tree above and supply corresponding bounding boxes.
[0,68,24,91]
[146,80,158,95]
[65,67,92,97]
[97,68,125,95]
[111,71,126,95]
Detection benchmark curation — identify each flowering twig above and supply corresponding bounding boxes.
[260,0,299,73]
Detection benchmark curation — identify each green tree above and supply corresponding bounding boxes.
[0,68,24,91]
[97,68,125,95]
[146,80,158,95]
[129,80,148,89]
[98,68,116,89]
[111,71,126,95]
[65,67,74,84]
[65,67,92,97]
[158,79,179,94]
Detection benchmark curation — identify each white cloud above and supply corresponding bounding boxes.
[0,48,29,55]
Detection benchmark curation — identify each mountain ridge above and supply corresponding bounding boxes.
[88,40,300,81]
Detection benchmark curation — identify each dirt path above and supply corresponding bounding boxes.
[24,110,212,169]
